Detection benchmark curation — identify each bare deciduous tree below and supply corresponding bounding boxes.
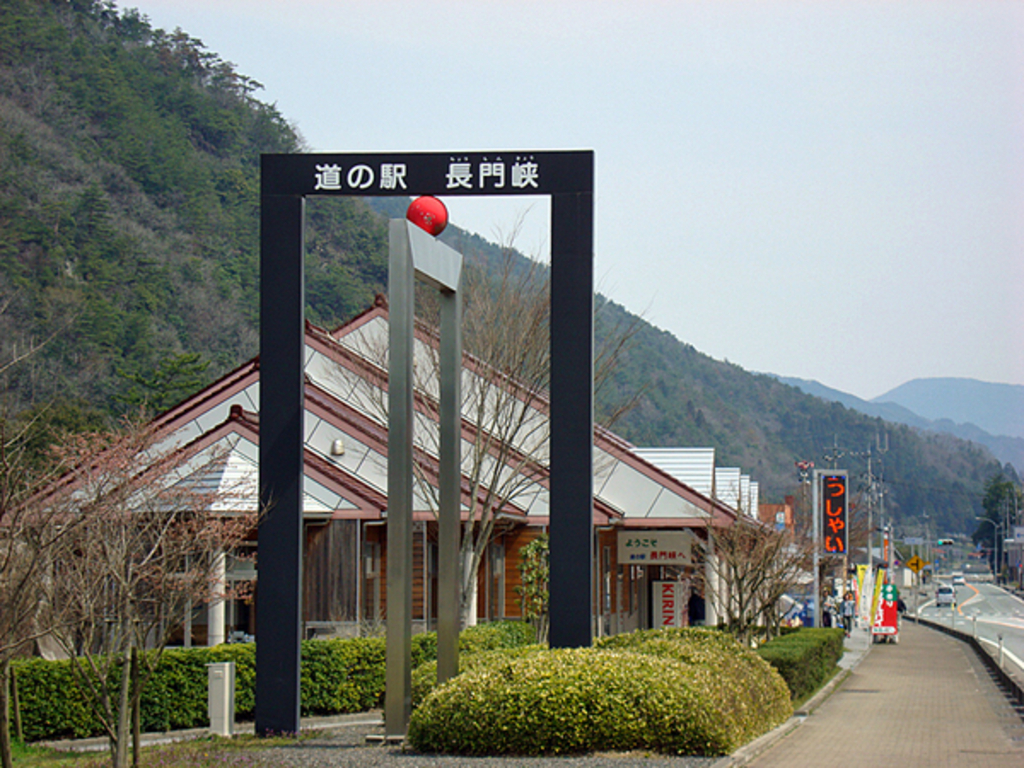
[702,517,811,646]
[0,419,79,768]
[0,292,83,768]
[341,231,640,627]
[36,420,255,768]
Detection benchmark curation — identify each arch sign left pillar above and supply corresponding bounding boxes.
[257,151,594,737]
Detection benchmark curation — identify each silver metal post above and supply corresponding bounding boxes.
[386,220,415,738]
[386,220,464,736]
[437,284,461,682]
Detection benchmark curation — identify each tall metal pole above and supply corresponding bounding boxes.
[812,469,821,628]
[385,221,415,738]
[256,192,304,736]
[548,190,594,649]
[385,219,463,735]
[865,447,873,574]
[437,282,461,683]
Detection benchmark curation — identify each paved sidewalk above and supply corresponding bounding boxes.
[734,620,1024,768]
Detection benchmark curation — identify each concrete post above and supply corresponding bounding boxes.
[207,661,236,737]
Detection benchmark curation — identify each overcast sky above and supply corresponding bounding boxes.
[126,0,1023,402]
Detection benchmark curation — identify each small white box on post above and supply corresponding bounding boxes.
[207,661,236,737]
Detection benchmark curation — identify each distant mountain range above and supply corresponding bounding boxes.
[772,376,1024,475]
[873,378,1024,440]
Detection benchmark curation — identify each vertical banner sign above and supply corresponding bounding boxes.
[872,577,899,638]
[822,473,848,555]
[652,582,683,627]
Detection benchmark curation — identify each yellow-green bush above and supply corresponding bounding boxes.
[411,645,545,708]
[457,621,537,653]
[597,627,792,744]
[408,628,793,757]
[408,648,736,756]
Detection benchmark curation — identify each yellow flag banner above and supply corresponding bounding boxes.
[856,564,868,605]
[871,567,887,628]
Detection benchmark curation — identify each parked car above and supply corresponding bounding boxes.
[936,584,955,606]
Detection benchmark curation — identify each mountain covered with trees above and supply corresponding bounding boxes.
[0,0,1014,538]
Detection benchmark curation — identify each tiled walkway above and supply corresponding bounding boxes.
[740,621,1024,767]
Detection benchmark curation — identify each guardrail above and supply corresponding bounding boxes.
[906,614,1024,708]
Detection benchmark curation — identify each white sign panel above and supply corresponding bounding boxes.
[652,581,684,628]
[617,531,693,565]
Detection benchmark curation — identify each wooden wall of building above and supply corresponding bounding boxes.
[303,519,359,623]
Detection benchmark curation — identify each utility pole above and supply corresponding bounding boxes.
[823,434,845,470]
[795,460,815,537]
[865,444,874,573]
[875,433,890,571]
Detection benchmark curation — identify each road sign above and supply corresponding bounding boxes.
[906,555,928,574]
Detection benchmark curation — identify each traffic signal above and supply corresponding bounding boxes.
[937,538,954,546]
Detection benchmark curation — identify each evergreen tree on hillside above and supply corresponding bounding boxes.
[0,0,387,416]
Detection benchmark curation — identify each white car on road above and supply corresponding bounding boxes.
[935,584,956,607]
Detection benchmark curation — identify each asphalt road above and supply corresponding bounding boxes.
[916,580,1024,679]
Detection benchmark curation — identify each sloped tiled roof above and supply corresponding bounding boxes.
[151,301,740,528]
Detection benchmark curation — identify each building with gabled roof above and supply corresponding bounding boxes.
[152,299,741,644]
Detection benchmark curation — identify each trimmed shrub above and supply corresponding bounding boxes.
[300,637,386,715]
[14,646,258,742]
[408,648,739,756]
[597,627,792,745]
[411,645,546,708]
[14,658,99,742]
[410,622,539,707]
[410,632,437,668]
[757,627,845,701]
[408,628,793,757]
[458,621,537,654]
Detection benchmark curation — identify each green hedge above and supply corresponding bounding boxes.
[408,627,792,757]
[14,645,257,742]
[14,621,535,743]
[756,627,845,702]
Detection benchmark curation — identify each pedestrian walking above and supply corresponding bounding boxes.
[841,591,856,637]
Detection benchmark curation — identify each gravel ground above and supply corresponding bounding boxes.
[253,720,723,768]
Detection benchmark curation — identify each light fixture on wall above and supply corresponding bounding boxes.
[330,438,345,456]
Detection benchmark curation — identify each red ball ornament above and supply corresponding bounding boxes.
[406,196,448,236]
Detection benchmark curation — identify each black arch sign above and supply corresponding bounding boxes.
[257,150,594,735]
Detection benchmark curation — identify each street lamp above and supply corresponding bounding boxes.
[975,517,1004,581]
